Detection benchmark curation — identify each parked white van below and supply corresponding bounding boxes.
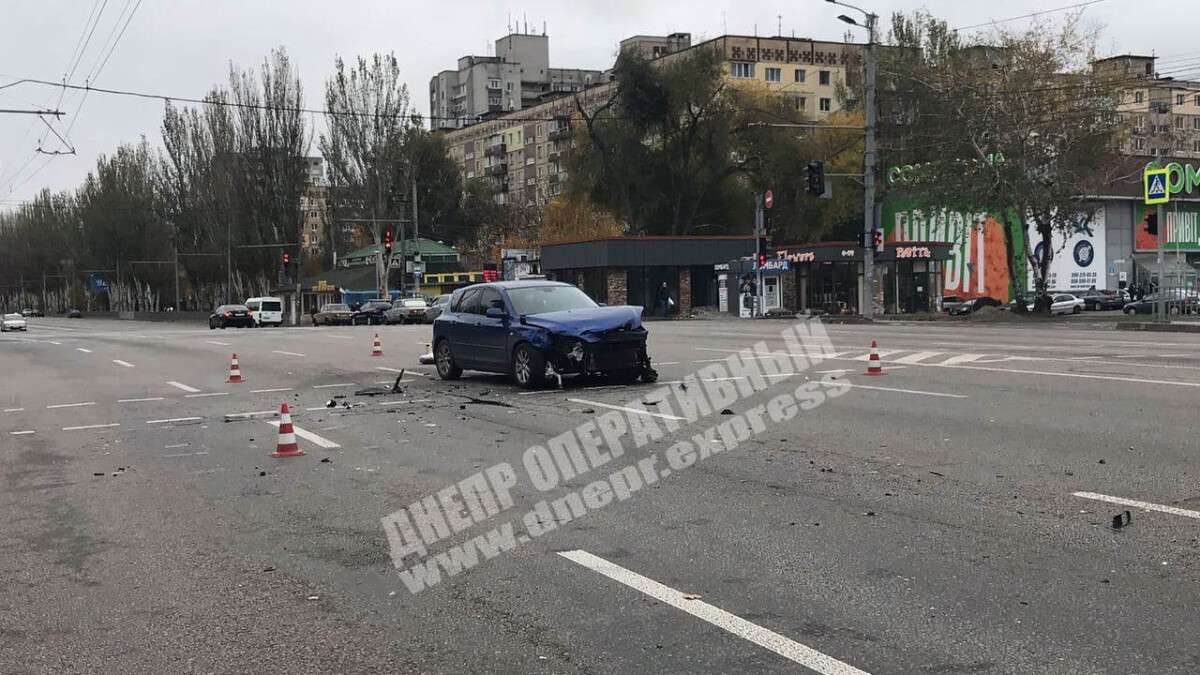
[245,297,284,327]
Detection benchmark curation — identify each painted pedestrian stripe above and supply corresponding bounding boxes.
[313,383,355,389]
[1073,491,1200,520]
[166,381,201,393]
[559,550,870,675]
[112,359,135,368]
[266,420,340,448]
[892,351,943,365]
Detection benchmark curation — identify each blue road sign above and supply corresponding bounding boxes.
[1145,167,1170,205]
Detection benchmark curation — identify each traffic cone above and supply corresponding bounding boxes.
[864,340,885,376]
[271,403,304,458]
[371,333,383,357]
[227,353,244,383]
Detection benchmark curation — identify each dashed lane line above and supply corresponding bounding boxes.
[118,397,164,403]
[266,420,341,449]
[819,380,967,399]
[1073,491,1200,520]
[272,350,306,357]
[185,392,228,399]
[146,417,203,425]
[163,451,209,458]
[566,398,685,421]
[313,383,355,389]
[10,430,35,435]
[47,340,62,345]
[4,407,24,412]
[559,550,871,675]
[63,423,119,431]
[75,347,93,353]
[250,387,293,394]
[112,359,135,368]
[375,366,406,373]
[166,381,201,393]
[46,401,95,409]
[206,340,231,346]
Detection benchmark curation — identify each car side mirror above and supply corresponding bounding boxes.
[485,306,507,320]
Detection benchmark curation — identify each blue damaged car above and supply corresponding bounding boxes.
[432,281,658,389]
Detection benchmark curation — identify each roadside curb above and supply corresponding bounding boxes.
[1115,322,1200,333]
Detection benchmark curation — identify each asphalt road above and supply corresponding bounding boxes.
[4,315,1200,674]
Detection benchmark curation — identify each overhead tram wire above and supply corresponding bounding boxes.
[953,0,1111,32]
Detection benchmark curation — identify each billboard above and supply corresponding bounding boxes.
[1134,202,1200,252]
[883,202,1027,302]
[1027,209,1106,292]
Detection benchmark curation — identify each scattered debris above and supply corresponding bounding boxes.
[581,408,595,414]
[263,566,275,573]
[306,595,320,601]
[320,457,332,464]
[865,511,876,517]
[720,408,734,415]
[643,399,660,406]
[682,593,702,601]
[1098,459,1106,464]
[326,400,337,408]
[929,471,944,477]
[259,471,267,477]
[1112,510,1132,529]
[92,472,105,477]
[388,591,397,597]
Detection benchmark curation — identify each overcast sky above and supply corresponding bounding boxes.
[1,0,1195,209]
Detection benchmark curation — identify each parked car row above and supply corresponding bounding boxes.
[309,295,451,326]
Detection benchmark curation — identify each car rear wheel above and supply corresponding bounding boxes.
[435,339,462,380]
[512,343,546,389]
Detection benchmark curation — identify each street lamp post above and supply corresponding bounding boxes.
[827,0,878,318]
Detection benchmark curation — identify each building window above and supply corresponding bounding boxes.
[819,97,832,112]
[1176,116,1185,129]
[1194,117,1200,130]
[1194,140,1200,153]
[765,67,781,83]
[819,70,831,86]
[730,62,754,79]
[1195,95,1200,107]
[795,68,806,83]
[795,96,807,111]
[488,79,501,90]
[1178,94,1187,106]
[1134,137,1146,151]
[1134,91,1144,104]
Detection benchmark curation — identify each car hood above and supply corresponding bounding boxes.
[523,306,644,340]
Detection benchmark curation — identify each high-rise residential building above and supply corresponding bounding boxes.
[1097,55,1200,159]
[299,157,328,254]
[438,33,866,207]
[429,32,604,131]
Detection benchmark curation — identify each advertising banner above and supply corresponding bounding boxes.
[1134,202,1200,252]
[1027,210,1106,292]
[883,202,1027,302]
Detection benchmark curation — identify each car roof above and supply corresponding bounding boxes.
[474,281,570,291]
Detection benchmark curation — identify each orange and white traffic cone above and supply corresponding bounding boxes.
[371,333,383,357]
[271,402,304,458]
[227,353,244,383]
[864,339,885,376]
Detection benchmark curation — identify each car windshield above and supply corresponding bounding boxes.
[225,305,248,312]
[325,304,349,312]
[261,301,281,311]
[507,285,598,315]
[4,313,21,320]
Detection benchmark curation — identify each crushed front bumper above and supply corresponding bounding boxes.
[547,328,656,381]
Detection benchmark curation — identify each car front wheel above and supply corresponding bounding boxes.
[512,343,547,389]
[435,339,462,380]
[1072,305,1081,314]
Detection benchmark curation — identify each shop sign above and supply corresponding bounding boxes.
[313,280,336,292]
[713,263,730,271]
[895,245,932,259]
[840,249,856,258]
[785,251,816,263]
[1145,161,1200,196]
[760,259,791,272]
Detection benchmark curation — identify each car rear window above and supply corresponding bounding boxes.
[262,301,281,312]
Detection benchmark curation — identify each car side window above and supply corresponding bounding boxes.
[478,288,504,315]
[456,289,482,314]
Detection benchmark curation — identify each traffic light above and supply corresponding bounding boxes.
[383,229,393,253]
[282,251,290,265]
[805,160,825,196]
[1146,213,1158,236]
[758,253,767,268]
[872,229,884,252]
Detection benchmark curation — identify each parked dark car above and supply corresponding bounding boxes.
[949,296,1002,316]
[384,298,429,325]
[1123,295,1199,315]
[352,300,392,326]
[432,281,657,389]
[209,304,254,329]
[1080,291,1125,311]
[941,296,966,313]
[424,294,451,323]
[21,308,43,317]
[65,308,82,318]
[312,303,353,326]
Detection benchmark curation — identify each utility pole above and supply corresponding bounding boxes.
[173,243,180,311]
[1157,201,1165,322]
[828,0,878,318]
[754,194,764,317]
[412,177,419,296]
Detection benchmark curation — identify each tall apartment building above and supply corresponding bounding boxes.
[438,33,865,207]
[298,157,328,255]
[430,32,604,131]
[1097,55,1200,159]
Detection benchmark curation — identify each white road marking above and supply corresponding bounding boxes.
[46,401,95,409]
[325,335,354,340]
[146,417,203,425]
[250,387,293,394]
[821,380,967,399]
[63,423,119,431]
[559,550,870,675]
[566,398,685,421]
[375,398,431,405]
[163,451,209,458]
[313,383,355,389]
[273,350,306,357]
[10,430,35,435]
[892,351,943,365]
[75,347,92,353]
[185,392,228,399]
[112,359,135,368]
[47,340,62,345]
[4,407,24,412]
[930,362,1200,388]
[167,381,201,393]
[164,443,190,449]
[375,366,407,373]
[224,410,279,421]
[1073,491,1200,520]
[206,340,231,346]
[118,397,164,403]
[654,361,681,366]
[266,420,341,448]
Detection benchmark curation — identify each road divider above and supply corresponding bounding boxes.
[185,392,228,399]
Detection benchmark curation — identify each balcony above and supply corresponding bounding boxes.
[548,150,561,163]
[548,126,571,141]
[484,143,507,158]
[485,163,508,176]
[548,173,561,184]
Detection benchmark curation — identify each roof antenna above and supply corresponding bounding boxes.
[543,20,547,36]
[524,13,528,34]
[778,15,783,36]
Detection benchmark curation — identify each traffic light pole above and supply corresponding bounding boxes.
[755,195,764,318]
[861,11,878,319]
[1156,202,1165,323]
